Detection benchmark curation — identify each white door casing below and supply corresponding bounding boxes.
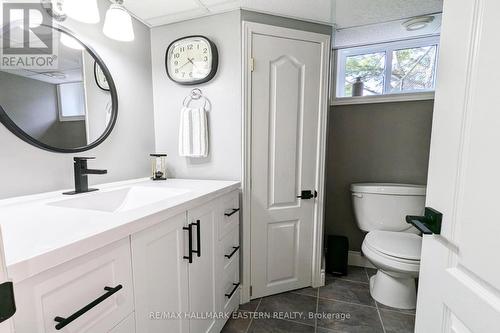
[243,23,330,299]
[0,227,14,333]
[416,0,500,331]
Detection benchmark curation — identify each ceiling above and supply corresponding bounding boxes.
[0,26,84,84]
[122,0,442,28]
[123,0,334,27]
[335,0,444,29]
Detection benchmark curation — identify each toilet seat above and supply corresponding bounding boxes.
[365,230,422,260]
[362,231,422,276]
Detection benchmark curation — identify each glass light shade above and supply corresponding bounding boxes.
[60,33,84,50]
[63,0,100,24]
[103,4,134,42]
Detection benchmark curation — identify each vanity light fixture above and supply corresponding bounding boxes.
[60,33,84,50]
[103,0,135,42]
[402,15,435,31]
[63,0,100,24]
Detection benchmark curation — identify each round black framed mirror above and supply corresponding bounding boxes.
[0,26,118,153]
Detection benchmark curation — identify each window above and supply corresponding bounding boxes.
[336,37,439,99]
[57,82,86,121]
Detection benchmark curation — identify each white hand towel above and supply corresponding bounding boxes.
[178,106,208,158]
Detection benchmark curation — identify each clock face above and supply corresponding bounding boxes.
[166,36,218,85]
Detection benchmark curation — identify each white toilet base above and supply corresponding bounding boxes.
[370,270,417,310]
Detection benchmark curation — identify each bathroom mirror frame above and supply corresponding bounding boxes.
[0,25,118,153]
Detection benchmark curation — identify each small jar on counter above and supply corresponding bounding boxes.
[150,154,167,181]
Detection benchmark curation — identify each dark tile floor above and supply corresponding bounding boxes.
[222,266,415,333]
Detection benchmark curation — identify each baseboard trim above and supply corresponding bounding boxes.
[348,250,375,268]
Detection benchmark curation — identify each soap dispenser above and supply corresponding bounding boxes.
[150,154,167,181]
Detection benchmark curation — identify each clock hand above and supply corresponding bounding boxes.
[187,58,200,70]
[178,58,193,70]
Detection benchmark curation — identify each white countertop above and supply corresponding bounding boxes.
[0,178,240,283]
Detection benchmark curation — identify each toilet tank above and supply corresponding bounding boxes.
[350,183,426,232]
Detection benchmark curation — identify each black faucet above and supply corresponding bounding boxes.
[63,157,108,195]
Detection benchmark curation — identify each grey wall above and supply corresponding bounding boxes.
[151,11,242,181]
[0,0,155,199]
[150,10,331,181]
[325,100,434,251]
[83,52,112,144]
[0,71,87,149]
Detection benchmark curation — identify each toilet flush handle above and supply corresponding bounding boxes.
[352,193,363,198]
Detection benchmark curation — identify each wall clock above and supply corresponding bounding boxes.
[165,35,219,85]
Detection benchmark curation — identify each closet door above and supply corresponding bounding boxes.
[248,23,330,298]
[131,214,189,333]
[187,202,218,333]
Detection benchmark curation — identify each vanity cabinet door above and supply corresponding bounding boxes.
[131,213,189,333]
[109,313,135,333]
[12,238,134,333]
[187,202,218,333]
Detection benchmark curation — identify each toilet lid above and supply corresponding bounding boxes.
[365,231,422,260]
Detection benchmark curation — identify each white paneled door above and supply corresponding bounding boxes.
[249,24,329,298]
[0,227,14,333]
[416,0,500,331]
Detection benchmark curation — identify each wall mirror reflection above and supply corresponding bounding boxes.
[0,27,117,153]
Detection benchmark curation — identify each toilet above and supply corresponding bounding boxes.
[351,183,426,310]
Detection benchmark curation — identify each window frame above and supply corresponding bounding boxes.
[57,82,87,122]
[335,36,440,100]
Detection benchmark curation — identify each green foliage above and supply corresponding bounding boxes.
[342,46,437,96]
[344,52,385,95]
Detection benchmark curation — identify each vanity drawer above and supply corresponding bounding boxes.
[13,238,134,333]
[219,190,240,240]
[220,254,240,315]
[220,226,240,271]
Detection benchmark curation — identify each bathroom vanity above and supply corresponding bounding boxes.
[0,178,240,333]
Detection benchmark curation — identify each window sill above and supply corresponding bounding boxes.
[332,91,435,106]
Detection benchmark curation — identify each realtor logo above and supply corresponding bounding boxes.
[1,2,58,69]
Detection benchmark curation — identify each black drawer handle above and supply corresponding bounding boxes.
[224,208,240,217]
[183,224,193,263]
[225,282,240,299]
[54,284,123,330]
[192,220,201,258]
[225,246,240,259]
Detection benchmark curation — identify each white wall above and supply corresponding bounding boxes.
[151,11,242,181]
[0,0,155,199]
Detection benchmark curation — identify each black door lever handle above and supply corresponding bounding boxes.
[297,190,317,199]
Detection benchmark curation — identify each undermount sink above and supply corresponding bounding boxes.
[48,186,190,212]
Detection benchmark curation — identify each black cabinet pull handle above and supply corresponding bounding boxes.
[54,285,122,330]
[183,224,193,263]
[192,220,201,258]
[225,246,240,259]
[225,282,240,298]
[224,208,240,217]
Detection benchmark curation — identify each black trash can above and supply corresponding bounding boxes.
[325,235,349,276]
